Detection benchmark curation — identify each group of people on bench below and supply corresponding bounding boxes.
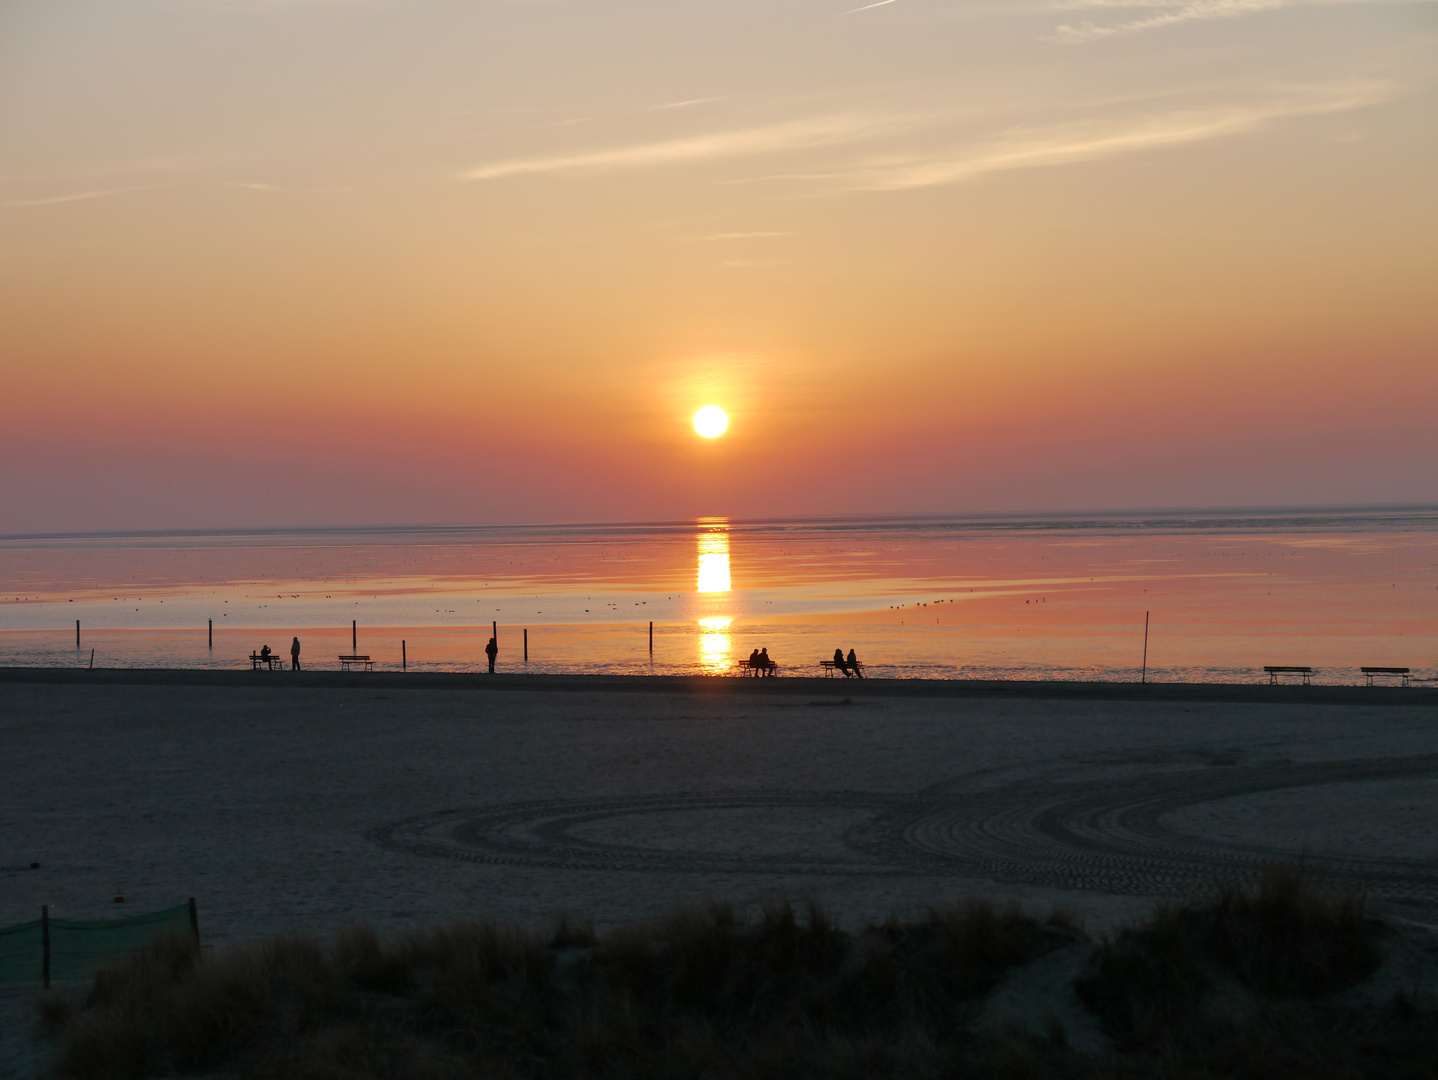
[746,647,775,675]
[832,648,864,678]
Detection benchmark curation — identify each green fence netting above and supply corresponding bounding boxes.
[0,919,44,984]
[0,903,196,984]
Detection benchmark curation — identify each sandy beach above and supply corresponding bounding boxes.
[4,670,1435,942]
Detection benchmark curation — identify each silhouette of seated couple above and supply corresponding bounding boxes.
[746,648,775,675]
[832,648,863,678]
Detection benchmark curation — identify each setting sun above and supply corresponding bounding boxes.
[693,406,729,439]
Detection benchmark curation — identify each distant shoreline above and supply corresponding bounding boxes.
[1,666,1432,706]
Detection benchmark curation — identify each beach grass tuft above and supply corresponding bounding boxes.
[39,870,1435,1079]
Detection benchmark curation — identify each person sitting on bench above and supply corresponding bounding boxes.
[260,644,272,666]
[748,648,761,671]
[759,647,773,675]
[834,647,850,677]
[847,648,863,679]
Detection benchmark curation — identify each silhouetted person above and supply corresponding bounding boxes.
[834,647,852,677]
[259,644,272,668]
[485,635,498,673]
[759,647,772,676]
[748,648,760,674]
[290,636,301,671]
[847,648,862,679]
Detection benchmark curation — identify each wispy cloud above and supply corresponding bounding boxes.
[1052,0,1436,42]
[3,188,132,207]
[843,82,1392,189]
[467,114,890,181]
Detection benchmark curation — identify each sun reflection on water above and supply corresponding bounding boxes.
[696,529,730,593]
[698,617,732,673]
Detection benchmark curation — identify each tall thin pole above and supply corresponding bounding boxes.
[649,621,653,654]
[1141,611,1150,685]
[352,620,357,651]
[76,620,80,648]
[208,619,213,649]
[402,640,406,670]
[523,628,528,661]
[492,620,497,645]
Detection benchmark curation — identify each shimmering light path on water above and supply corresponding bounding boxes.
[1,511,1434,683]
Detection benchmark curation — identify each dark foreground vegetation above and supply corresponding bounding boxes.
[35,868,1437,1079]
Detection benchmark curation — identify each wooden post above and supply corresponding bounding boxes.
[1141,611,1150,685]
[76,620,80,648]
[523,628,528,661]
[402,640,406,670]
[208,619,213,649]
[352,620,357,650]
[89,648,94,670]
[649,621,653,654]
[492,620,497,644]
[41,905,50,989]
[188,897,200,943]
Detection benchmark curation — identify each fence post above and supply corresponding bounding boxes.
[188,897,200,943]
[41,905,49,989]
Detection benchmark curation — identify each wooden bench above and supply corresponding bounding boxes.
[819,660,865,678]
[1361,666,1410,686]
[249,652,282,670]
[1264,666,1312,685]
[736,658,777,677]
[338,654,374,672]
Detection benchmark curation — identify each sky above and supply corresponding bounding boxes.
[1,0,1435,532]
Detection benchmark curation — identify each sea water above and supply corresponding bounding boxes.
[0,510,1434,683]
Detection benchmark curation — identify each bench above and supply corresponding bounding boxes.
[249,652,282,670]
[338,654,374,672]
[1361,666,1410,686]
[819,660,865,678]
[1264,666,1313,685]
[736,658,778,677]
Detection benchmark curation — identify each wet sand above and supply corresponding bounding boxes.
[3,669,1435,945]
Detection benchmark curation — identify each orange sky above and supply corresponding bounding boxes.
[1,0,1435,531]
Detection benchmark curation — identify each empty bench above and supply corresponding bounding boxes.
[819,660,865,678]
[1264,666,1313,685]
[1361,666,1410,686]
[338,654,374,672]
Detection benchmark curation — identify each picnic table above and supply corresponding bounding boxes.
[338,654,374,672]
[249,652,283,670]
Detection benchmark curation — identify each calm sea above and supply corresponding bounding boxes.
[1,510,1434,683]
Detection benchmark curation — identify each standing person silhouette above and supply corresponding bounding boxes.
[485,635,498,673]
[847,648,863,679]
[290,636,301,671]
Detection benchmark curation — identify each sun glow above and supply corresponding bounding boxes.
[693,405,728,438]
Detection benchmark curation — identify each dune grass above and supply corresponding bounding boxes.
[36,869,1437,1079]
